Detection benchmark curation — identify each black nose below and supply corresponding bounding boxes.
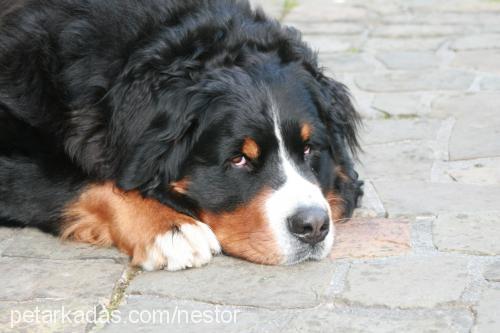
[287,207,330,245]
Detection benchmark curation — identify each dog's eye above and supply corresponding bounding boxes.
[231,155,247,167]
[304,145,311,156]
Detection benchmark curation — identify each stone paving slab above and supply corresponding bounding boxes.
[330,219,410,259]
[128,256,336,309]
[2,228,127,261]
[432,92,500,160]
[319,53,375,74]
[340,256,470,308]
[452,50,500,74]
[451,34,500,51]
[371,94,432,117]
[303,34,363,53]
[0,228,17,255]
[0,299,96,333]
[363,37,446,51]
[434,212,500,256]
[376,51,440,70]
[284,1,371,22]
[374,181,500,217]
[431,157,500,185]
[285,306,473,333]
[479,75,500,90]
[361,119,440,144]
[0,257,123,301]
[382,12,500,25]
[484,261,500,282]
[473,287,500,332]
[355,71,475,93]
[361,141,435,181]
[372,24,463,38]
[285,21,365,35]
[101,296,292,333]
[422,0,500,13]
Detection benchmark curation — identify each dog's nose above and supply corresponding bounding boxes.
[287,207,330,245]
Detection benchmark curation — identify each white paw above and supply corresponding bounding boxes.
[142,221,221,271]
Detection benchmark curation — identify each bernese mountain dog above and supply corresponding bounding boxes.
[0,0,363,271]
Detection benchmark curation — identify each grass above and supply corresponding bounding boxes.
[280,0,299,20]
[88,266,140,332]
[347,47,361,53]
[376,110,419,120]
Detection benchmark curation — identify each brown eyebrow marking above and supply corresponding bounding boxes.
[300,123,312,141]
[242,137,260,159]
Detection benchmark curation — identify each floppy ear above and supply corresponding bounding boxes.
[311,73,364,216]
[111,79,201,194]
[315,74,361,160]
[115,119,197,193]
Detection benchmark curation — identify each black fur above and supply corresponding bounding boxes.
[0,0,362,234]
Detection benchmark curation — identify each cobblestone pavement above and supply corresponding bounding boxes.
[1,0,500,332]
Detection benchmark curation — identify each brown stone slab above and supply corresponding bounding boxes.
[330,218,411,259]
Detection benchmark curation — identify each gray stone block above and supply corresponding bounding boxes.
[473,287,500,332]
[0,257,124,301]
[363,37,445,51]
[431,158,500,186]
[452,50,500,74]
[128,256,336,308]
[2,228,127,261]
[376,51,439,70]
[373,24,462,38]
[361,119,441,144]
[451,34,500,51]
[361,141,435,181]
[286,307,473,333]
[484,261,500,282]
[0,299,97,333]
[432,92,500,160]
[341,256,470,308]
[0,228,17,255]
[373,181,500,217]
[434,212,500,255]
[101,296,292,333]
[320,53,375,74]
[480,76,500,90]
[355,71,475,92]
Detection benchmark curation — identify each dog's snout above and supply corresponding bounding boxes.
[287,207,329,245]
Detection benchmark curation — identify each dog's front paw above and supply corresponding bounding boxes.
[141,221,221,271]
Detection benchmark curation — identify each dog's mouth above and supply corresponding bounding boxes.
[205,216,335,266]
[280,221,335,265]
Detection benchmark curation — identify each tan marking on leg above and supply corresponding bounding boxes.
[61,182,195,268]
[200,189,282,265]
[242,137,260,160]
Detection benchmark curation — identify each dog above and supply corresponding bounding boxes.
[0,0,363,271]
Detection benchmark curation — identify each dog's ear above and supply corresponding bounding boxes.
[115,119,197,193]
[112,80,202,194]
[314,74,361,159]
[311,72,361,169]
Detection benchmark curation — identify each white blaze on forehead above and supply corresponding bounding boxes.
[264,101,333,263]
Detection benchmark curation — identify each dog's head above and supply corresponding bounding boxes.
[90,10,362,265]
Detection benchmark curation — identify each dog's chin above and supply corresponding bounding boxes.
[281,228,335,266]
